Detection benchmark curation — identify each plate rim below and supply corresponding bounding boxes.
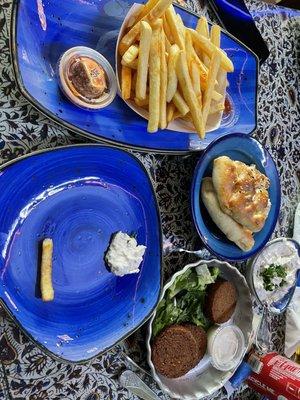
[0,143,163,363]
[10,0,259,155]
[190,132,281,261]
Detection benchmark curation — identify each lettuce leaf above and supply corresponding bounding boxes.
[152,265,220,337]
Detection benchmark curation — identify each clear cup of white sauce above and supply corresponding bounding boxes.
[57,46,117,110]
[207,325,245,371]
[246,238,300,312]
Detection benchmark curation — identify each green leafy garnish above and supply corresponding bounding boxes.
[260,264,287,292]
[152,265,220,337]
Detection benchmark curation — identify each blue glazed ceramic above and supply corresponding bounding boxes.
[11,0,258,153]
[191,134,281,261]
[0,145,162,362]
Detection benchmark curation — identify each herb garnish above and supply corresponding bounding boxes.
[260,264,287,292]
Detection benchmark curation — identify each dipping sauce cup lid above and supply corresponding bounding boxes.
[207,324,245,371]
[58,46,117,110]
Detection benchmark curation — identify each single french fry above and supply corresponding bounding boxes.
[167,102,175,123]
[188,28,233,72]
[121,58,138,69]
[210,24,221,48]
[165,5,185,50]
[121,66,132,100]
[165,36,171,53]
[136,21,152,100]
[185,29,194,68]
[159,29,167,129]
[191,60,202,107]
[209,101,225,114]
[176,50,205,138]
[163,15,174,44]
[134,96,149,107]
[127,0,159,28]
[122,44,139,65]
[172,91,189,116]
[40,238,54,302]
[166,44,180,102]
[196,16,209,38]
[119,0,172,55]
[202,50,221,127]
[176,14,186,47]
[148,20,162,133]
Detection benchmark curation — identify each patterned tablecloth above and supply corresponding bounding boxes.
[0,0,299,398]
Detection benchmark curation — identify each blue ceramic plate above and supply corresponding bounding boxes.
[11,0,258,153]
[191,134,281,261]
[0,145,162,362]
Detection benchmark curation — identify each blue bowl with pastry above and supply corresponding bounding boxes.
[191,133,281,261]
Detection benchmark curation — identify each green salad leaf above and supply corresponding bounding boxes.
[152,265,220,337]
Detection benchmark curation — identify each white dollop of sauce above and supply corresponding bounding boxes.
[211,326,241,368]
[105,231,146,277]
[253,240,300,305]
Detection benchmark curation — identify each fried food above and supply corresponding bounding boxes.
[118,0,234,135]
[205,279,237,324]
[148,20,162,132]
[40,238,54,302]
[212,156,271,232]
[136,21,152,100]
[177,50,205,138]
[201,177,255,251]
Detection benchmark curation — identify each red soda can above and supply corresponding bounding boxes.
[247,352,300,400]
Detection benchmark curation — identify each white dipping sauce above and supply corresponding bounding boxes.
[105,232,146,277]
[208,325,245,371]
[253,239,300,305]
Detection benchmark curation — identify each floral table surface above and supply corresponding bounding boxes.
[0,0,299,398]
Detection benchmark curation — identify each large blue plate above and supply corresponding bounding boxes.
[11,0,258,153]
[191,134,281,261]
[0,145,162,362]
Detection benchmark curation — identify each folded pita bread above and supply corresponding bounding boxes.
[201,177,254,251]
[212,156,270,232]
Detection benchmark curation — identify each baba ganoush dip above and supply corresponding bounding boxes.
[105,231,146,277]
[252,239,300,305]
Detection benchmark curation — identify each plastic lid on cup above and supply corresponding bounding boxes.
[58,46,117,110]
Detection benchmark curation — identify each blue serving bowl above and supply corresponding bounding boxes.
[0,145,162,362]
[11,0,258,153]
[191,133,281,261]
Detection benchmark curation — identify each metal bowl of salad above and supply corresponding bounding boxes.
[246,237,300,313]
[146,259,253,400]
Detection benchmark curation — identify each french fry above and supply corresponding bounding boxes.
[172,91,189,116]
[188,28,234,72]
[134,96,149,107]
[121,58,138,69]
[165,6,185,50]
[176,50,205,138]
[209,101,225,114]
[148,20,162,132]
[159,29,167,129]
[163,15,174,44]
[210,24,221,48]
[167,102,175,123]
[190,60,202,107]
[136,21,152,100]
[122,44,139,65]
[40,238,54,302]
[196,16,209,38]
[127,0,158,28]
[166,44,180,102]
[119,0,172,55]
[202,50,221,127]
[176,14,186,47]
[185,29,194,68]
[121,65,132,100]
